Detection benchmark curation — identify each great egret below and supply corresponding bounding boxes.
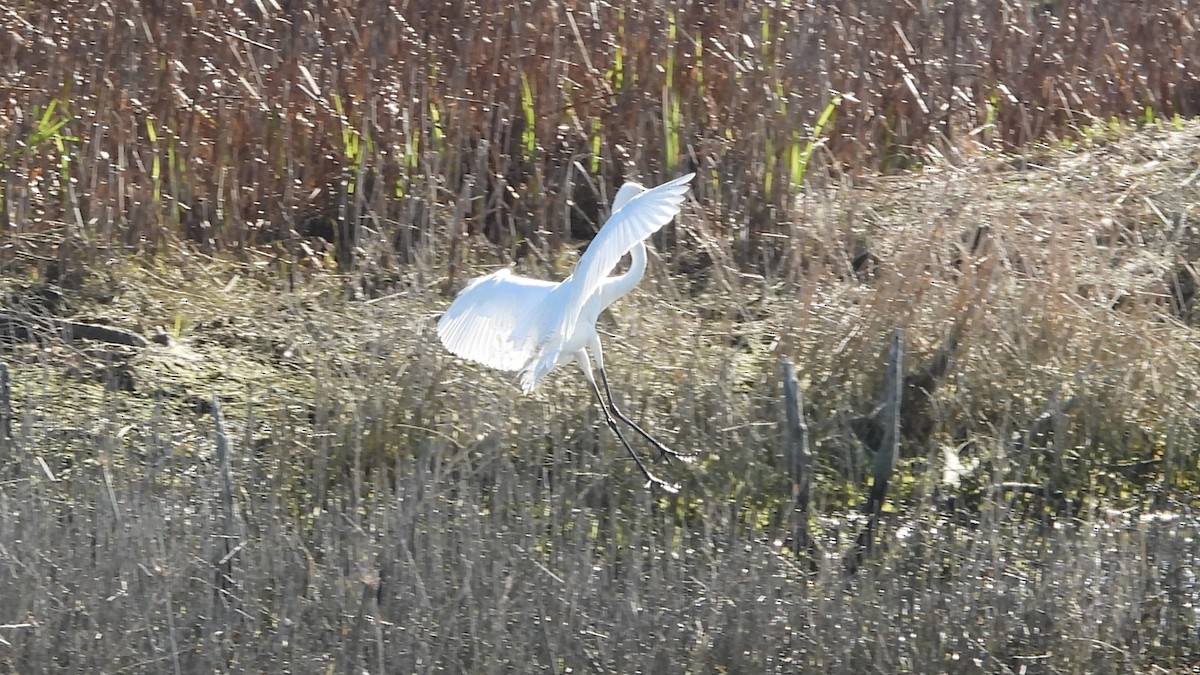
[438,173,696,492]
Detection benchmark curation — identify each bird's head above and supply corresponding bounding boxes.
[611,181,647,213]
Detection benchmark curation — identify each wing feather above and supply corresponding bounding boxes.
[437,269,556,371]
[553,172,693,348]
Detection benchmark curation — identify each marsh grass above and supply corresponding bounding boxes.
[2,128,1199,667]
[1,379,1197,672]
[2,1,1200,672]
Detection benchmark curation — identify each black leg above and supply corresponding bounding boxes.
[597,364,692,465]
[585,376,679,493]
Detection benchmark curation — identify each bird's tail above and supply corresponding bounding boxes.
[519,341,562,394]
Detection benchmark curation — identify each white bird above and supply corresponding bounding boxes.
[437,173,696,492]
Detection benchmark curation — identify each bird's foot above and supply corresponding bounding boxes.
[653,443,697,466]
[644,474,680,494]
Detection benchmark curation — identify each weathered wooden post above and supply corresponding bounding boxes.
[847,329,903,574]
[0,362,11,449]
[780,356,818,567]
[211,394,237,596]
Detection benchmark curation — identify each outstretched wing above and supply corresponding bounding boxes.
[437,269,557,371]
[555,172,694,346]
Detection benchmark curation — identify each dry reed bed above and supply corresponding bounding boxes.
[2,0,1199,267]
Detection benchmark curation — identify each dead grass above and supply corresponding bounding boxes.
[1,1,1200,672]
[0,119,1198,671]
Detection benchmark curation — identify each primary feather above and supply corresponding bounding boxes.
[436,268,556,371]
[551,172,694,351]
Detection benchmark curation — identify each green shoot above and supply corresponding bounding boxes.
[982,90,1001,143]
[610,43,624,92]
[791,95,841,189]
[332,93,366,170]
[167,138,179,227]
[764,135,774,195]
[590,117,602,174]
[520,73,536,156]
[663,10,679,169]
[429,101,444,147]
[147,117,162,207]
[665,7,676,93]
[52,123,72,186]
[4,100,77,171]
[664,92,680,170]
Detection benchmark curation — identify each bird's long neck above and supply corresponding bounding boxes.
[599,240,648,310]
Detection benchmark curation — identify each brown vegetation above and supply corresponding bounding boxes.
[3,0,1199,269]
[1,1,1199,672]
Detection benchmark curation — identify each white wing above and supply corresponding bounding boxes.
[555,172,694,346]
[437,268,557,371]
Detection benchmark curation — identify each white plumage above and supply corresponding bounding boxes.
[435,268,555,372]
[437,173,695,491]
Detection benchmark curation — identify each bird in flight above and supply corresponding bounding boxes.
[437,173,696,492]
